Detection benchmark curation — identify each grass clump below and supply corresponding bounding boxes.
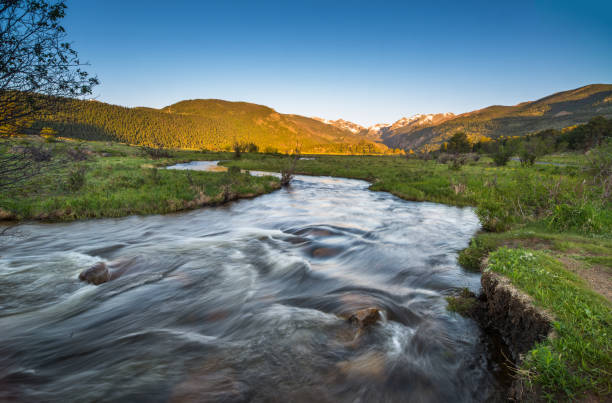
[486,248,611,400]
[446,288,477,316]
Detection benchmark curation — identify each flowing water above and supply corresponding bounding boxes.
[0,165,509,402]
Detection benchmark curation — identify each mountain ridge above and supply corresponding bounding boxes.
[31,97,396,154]
[312,84,612,151]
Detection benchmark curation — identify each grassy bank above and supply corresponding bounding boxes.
[0,137,280,221]
[223,152,611,401]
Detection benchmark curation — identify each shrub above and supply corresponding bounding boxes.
[458,237,496,270]
[437,153,454,163]
[518,147,537,166]
[547,202,608,234]
[143,146,172,159]
[227,166,241,176]
[233,141,244,158]
[418,152,433,160]
[491,146,513,166]
[245,142,259,153]
[26,145,52,162]
[66,165,87,191]
[446,132,471,154]
[585,139,612,200]
[66,146,91,161]
[475,201,512,232]
[449,155,467,170]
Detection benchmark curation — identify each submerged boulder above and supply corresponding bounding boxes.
[78,259,134,285]
[343,308,383,328]
[78,262,111,285]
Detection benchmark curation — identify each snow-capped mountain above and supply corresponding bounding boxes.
[314,113,456,142]
[313,117,365,134]
[388,113,455,131]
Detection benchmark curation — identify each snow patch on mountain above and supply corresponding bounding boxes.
[314,112,455,138]
[313,117,365,133]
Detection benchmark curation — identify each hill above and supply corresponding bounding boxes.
[382,84,612,151]
[29,98,394,154]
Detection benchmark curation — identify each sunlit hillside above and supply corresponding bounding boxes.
[28,98,394,154]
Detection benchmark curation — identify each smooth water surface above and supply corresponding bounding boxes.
[0,170,507,402]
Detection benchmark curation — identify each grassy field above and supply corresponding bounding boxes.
[222,152,612,401]
[0,137,279,221]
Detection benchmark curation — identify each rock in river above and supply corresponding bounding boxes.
[343,308,383,328]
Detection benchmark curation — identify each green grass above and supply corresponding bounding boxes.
[0,137,279,221]
[486,248,611,400]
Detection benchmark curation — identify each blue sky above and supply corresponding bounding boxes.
[64,0,612,126]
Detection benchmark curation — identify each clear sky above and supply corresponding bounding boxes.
[64,0,612,126]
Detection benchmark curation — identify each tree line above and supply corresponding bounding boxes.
[425,116,612,166]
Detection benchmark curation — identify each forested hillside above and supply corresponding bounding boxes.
[27,98,394,154]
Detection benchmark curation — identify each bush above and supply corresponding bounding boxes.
[446,132,471,154]
[143,146,172,159]
[491,146,513,166]
[585,139,612,200]
[66,165,87,191]
[66,146,91,161]
[518,148,537,166]
[227,166,241,176]
[245,142,259,153]
[467,153,480,162]
[263,146,278,154]
[449,155,467,170]
[26,145,52,162]
[437,153,454,163]
[475,201,512,232]
[458,237,495,271]
[233,141,244,158]
[547,203,609,234]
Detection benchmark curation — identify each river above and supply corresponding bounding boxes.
[0,165,509,402]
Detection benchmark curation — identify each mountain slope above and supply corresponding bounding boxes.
[384,84,612,150]
[32,98,392,154]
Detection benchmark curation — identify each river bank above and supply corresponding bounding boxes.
[0,137,280,222]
